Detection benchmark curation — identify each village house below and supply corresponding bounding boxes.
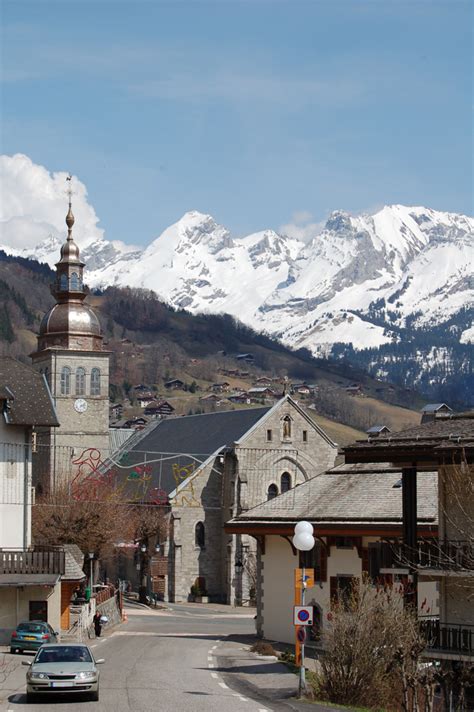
[109,403,123,420]
[226,461,438,645]
[210,382,230,393]
[0,358,65,643]
[164,379,185,390]
[144,400,175,418]
[344,410,474,663]
[136,394,156,408]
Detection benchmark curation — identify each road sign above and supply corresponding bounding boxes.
[294,605,314,626]
[296,626,306,643]
[294,568,315,589]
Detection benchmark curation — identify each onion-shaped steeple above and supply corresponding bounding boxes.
[35,175,103,352]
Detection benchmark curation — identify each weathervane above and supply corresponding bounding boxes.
[65,174,75,238]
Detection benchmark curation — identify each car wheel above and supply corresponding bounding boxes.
[90,688,99,702]
[26,692,38,703]
[10,648,16,654]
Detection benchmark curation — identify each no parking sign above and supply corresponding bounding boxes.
[293,605,313,626]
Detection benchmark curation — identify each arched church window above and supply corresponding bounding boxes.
[70,272,80,290]
[282,415,292,439]
[90,368,101,396]
[267,484,278,501]
[281,472,291,493]
[76,367,86,396]
[60,274,68,290]
[60,367,71,395]
[195,522,205,549]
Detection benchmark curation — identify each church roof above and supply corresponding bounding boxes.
[111,407,270,499]
[0,357,59,427]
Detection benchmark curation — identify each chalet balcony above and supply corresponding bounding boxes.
[378,540,474,574]
[421,619,474,659]
[0,547,65,576]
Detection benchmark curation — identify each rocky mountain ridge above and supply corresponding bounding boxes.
[4,204,472,354]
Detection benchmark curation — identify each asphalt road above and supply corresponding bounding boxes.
[0,603,276,712]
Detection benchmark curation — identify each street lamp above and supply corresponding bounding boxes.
[293,521,315,697]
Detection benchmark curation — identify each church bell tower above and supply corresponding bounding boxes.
[31,177,110,487]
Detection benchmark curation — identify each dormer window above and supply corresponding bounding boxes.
[76,367,86,395]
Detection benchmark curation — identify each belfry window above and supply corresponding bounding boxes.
[60,274,68,290]
[90,368,101,396]
[281,472,291,493]
[60,367,71,395]
[267,484,278,501]
[76,367,86,395]
[70,272,80,291]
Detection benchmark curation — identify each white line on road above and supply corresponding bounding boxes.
[208,663,214,668]
[211,673,218,679]
[218,682,228,689]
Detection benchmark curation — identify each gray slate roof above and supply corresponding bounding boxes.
[0,358,59,427]
[229,463,437,525]
[112,407,270,499]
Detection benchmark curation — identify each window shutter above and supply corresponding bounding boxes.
[361,547,369,575]
[319,544,327,582]
[330,576,338,609]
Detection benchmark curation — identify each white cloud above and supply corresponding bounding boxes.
[279,211,325,244]
[0,154,104,249]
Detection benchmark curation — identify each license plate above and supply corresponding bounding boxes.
[51,681,71,688]
[24,636,36,640]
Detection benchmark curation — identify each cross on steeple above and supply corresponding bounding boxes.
[65,174,75,238]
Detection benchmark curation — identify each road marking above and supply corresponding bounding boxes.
[218,682,228,689]
[211,645,217,650]
[208,663,214,668]
[211,672,218,679]
[207,655,213,661]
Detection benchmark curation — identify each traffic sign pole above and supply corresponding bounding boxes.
[294,570,302,666]
[298,566,306,697]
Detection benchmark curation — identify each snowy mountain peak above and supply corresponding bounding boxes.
[2,203,472,352]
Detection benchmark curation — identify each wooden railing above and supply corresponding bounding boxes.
[0,548,65,575]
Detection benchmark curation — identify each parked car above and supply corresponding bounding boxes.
[23,643,104,702]
[10,621,58,654]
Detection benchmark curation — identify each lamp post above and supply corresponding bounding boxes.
[293,521,315,698]
[88,552,94,589]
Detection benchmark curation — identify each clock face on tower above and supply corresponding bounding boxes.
[74,398,88,413]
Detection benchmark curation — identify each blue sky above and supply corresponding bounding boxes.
[2,0,472,245]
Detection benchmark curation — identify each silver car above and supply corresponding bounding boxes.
[23,643,104,702]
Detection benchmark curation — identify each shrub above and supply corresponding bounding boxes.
[250,640,275,656]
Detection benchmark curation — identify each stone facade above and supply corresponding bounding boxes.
[168,397,338,604]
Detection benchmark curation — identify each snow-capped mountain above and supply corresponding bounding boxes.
[4,205,473,355]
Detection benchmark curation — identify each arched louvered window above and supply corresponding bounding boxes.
[267,484,278,501]
[60,274,68,290]
[70,272,80,290]
[90,368,101,396]
[75,367,86,396]
[281,472,291,493]
[282,415,292,439]
[60,366,71,395]
[195,522,205,549]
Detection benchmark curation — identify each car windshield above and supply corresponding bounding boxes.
[17,624,45,633]
[35,647,93,663]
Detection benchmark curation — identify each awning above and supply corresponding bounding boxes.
[0,574,60,587]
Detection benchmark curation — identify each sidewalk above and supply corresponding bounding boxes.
[214,635,356,712]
